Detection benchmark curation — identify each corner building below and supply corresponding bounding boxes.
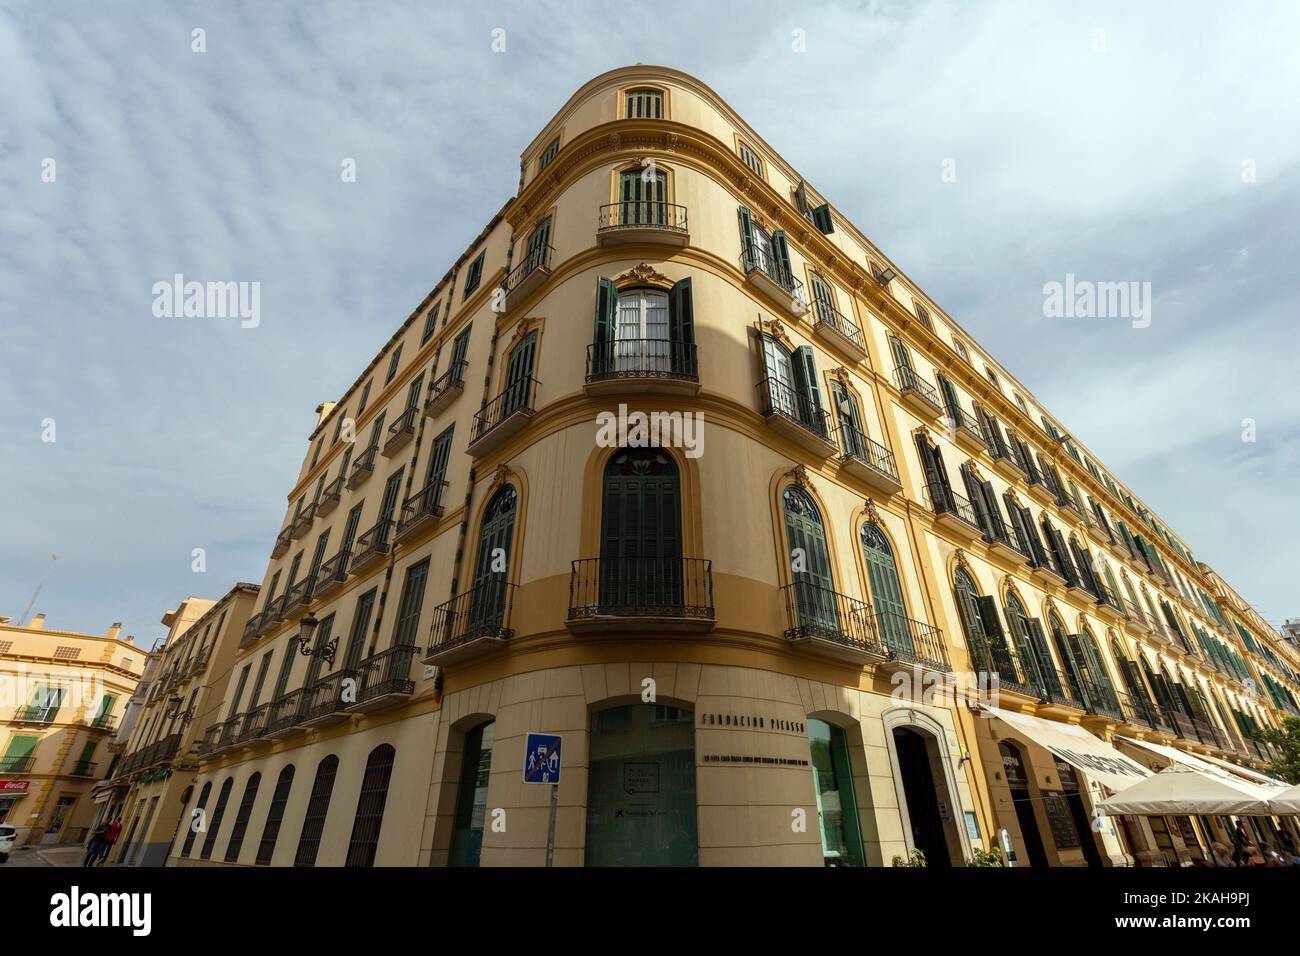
[174,66,1300,867]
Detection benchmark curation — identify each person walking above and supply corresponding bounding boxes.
[82,821,110,867]
[97,818,122,866]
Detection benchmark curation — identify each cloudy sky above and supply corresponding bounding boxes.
[2,1,1297,645]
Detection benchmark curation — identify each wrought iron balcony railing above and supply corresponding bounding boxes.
[837,423,900,485]
[946,406,987,447]
[470,376,539,446]
[757,376,835,445]
[350,519,394,573]
[347,444,378,488]
[265,691,307,736]
[923,481,980,530]
[383,405,419,456]
[271,528,292,558]
[892,366,943,414]
[290,501,316,539]
[313,549,351,596]
[782,580,881,656]
[301,670,355,725]
[567,557,714,624]
[0,755,35,773]
[317,475,344,516]
[504,243,554,295]
[237,703,271,744]
[283,575,316,614]
[739,248,808,307]
[396,480,450,539]
[597,201,688,233]
[428,578,516,659]
[425,360,468,415]
[875,609,951,672]
[196,723,223,757]
[12,707,59,724]
[586,339,698,384]
[811,298,865,351]
[69,760,98,777]
[354,644,419,708]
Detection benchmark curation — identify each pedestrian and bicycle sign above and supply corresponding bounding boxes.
[523,732,563,784]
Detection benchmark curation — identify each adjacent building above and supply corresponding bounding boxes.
[170,65,1300,868]
[0,614,143,847]
[95,586,258,865]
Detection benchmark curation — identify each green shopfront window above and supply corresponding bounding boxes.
[808,719,864,866]
[585,704,697,867]
[449,721,495,867]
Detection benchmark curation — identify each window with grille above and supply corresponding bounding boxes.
[294,755,339,867]
[537,136,560,172]
[223,773,261,863]
[255,765,295,865]
[53,645,81,660]
[625,88,663,118]
[739,142,763,176]
[199,777,234,860]
[345,744,396,866]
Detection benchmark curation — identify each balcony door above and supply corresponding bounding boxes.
[830,381,867,460]
[500,332,536,418]
[618,169,666,226]
[860,523,914,655]
[760,335,799,419]
[616,288,670,374]
[782,487,838,635]
[467,485,517,633]
[522,217,550,276]
[599,448,682,611]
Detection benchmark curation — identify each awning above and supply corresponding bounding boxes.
[1266,784,1300,814]
[1194,751,1288,792]
[1115,736,1278,799]
[1098,763,1273,816]
[982,706,1152,792]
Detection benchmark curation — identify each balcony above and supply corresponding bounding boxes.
[147,734,183,768]
[383,406,418,458]
[923,483,982,541]
[424,361,467,418]
[756,376,838,456]
[1035,669,1088,715]
[810,299,866,357]
[503,243,554,311]
[195,724,222,758]
[837,426,902,496]
[585,340,699,397]
[425,579,516,666]
[316,476,344,517]
[187,649,209,678]
[236,703,271,745]
[892,367,944,422]
[739,248,809,317]
[263,595,288,629]
[986,431,1027,481]
[290,501,316,540]
[264,691,308,739]
[241,612,265,646]
[300,671,355,729]
[349,520,394,574]
[874,610,951,673]
[347,444,378,489]
[1029,552,1067,588]
[312,550,351,600]
[271,528,291,558]
[351,645,419,713]
[567,557,714,634]
[69,760,98,778]
[1024,470,1056,506]
[966,638,1040,700]
[1094,585,1126,622]
[782,581,884,664]
[596,201,689,247]
[11,707,59,726]
[86,713,119,733]
[282,575,316,618]
[0,755,35,773]
[467,377,539,457]
[395,481,450,543]
[947,407,988,454]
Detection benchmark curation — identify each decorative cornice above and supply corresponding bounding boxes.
[863,497,882,525]
[784,464,813,491]
[614,263,672,288]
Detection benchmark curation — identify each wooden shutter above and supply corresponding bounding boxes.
[810,203,834,234]
[772,229,794,288]
[737,206,755,267]
[791,345,824,432]
[668,277,694,377]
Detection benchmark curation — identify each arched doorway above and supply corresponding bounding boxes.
[449,720,495,867]
[467,486,516,632]
[860,522,914,655]
[782,486,838,635]
[808,718,865,866]
[585,703,697,867]
[599,448,682,609]
[892,726,956,868]
[998,741,1050,868]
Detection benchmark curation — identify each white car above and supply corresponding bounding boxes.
[0,824,15,863]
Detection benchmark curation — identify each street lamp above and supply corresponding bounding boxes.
[164,695,195,724]
[296,613,337,667]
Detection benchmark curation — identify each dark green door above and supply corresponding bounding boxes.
[783,487,839,636]
[468,486,517,633]
[619,169,666,225]
[860,523,914,655]
[599,449,682,610]
[501,332,536,417]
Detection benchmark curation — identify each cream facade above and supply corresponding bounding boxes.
[0,614,143,847]
[98,586,258,865]
[172,66,1300,868]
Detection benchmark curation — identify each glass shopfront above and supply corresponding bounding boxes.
[585,704,697,867]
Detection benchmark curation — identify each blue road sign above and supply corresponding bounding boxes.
[523,733,563,784]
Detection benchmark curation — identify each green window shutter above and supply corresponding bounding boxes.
[3,734,39,759]
[937,375,961,418]
[791,346,823,429]
[810,203,834,234]
[737,206,755,266]
[78,740,97,763]
[888,334,913,373]
[594,277,617,346]
[975,596,1005,640]
[668,277,694,350]
[771,229,794,289]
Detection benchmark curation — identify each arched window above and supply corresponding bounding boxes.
[782,487,838,635]
[860,522,914,654]
[500,332,537,418]
[1047,613,1087,708]
[223,772,262,863]
[954,567,1021,687]
[467,485,517,633]
[829,379,868,460]
[449,721,495,867]
[255,765,295,866]
[808,719,864,866]
[1003,592,1062,699]
[294,755,340,867]
[199,777,234,860]
[180,781,211,857]
[599,448,682,610]
[346,744,396,867]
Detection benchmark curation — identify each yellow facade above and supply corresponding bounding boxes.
[0,614,144,848]
[169,66,1300,868]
